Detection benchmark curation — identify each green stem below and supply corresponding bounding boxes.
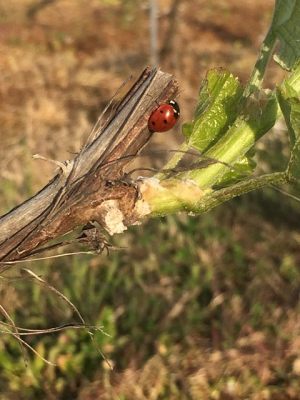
[185,119,258,188]
[191,172,287,214]
[183,94,279,189]
[148,172,287,216]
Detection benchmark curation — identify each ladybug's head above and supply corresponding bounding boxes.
[168,100,180,118]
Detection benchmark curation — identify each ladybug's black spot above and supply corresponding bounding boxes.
[163,119,168,124]
[160,110,164,114]
[152,121,156,125]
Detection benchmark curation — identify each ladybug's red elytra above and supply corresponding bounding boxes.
[148,100,180,133]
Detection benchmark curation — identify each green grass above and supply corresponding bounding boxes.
[1,188,300,399]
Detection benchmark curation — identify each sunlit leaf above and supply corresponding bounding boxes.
[184,69,243,153]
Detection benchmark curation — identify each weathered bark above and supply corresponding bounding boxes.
[0,68,178,265]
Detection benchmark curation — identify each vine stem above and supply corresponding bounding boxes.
[191,172,287,214]
[146,172,287,216]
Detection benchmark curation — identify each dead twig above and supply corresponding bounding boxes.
[0,68,178,266]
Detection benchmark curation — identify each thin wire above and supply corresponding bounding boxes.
[271,184,300,203]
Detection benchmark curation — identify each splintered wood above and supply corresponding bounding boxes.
[0,68,178,264]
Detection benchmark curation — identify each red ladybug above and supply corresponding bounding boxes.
[148,100,180,132]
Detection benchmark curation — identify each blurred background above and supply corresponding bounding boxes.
[1,1,300,399]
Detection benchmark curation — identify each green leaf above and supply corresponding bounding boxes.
[184,69,243,153]
[182,122,193,138]
[277,82,300,180]
[272,0,300,70]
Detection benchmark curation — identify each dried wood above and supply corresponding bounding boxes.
[0,67,178,264]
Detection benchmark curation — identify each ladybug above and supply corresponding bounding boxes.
[148,100,180,132]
